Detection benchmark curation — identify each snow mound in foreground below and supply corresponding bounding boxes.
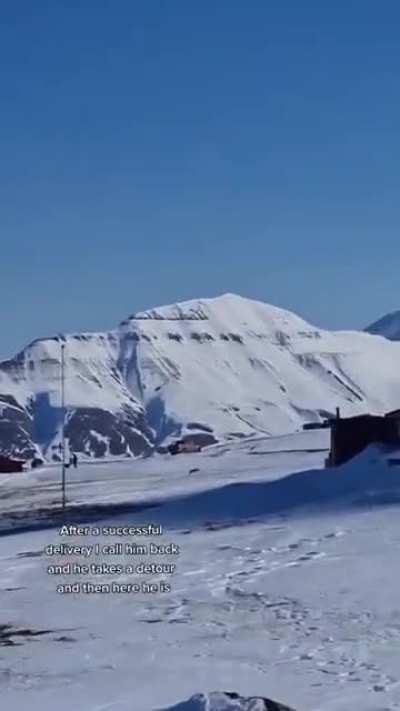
[160,691,294,711]
[138,445,400,530]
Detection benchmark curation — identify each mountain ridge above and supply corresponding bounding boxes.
[365,309,400,341]
[1,293,400,462]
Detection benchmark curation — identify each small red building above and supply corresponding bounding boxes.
[0,455,25,473]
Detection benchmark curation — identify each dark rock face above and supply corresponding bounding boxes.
[0,391,156,463]
[0,395,37,460]
[0,330,157,461]
[162,691,296,711]
[62,407,153,459]
[223,691,295,710]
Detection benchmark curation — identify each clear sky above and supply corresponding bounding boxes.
[1,1,400,358]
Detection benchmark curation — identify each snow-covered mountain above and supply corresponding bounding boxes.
[365,310,400,341]
[1,293,400,461]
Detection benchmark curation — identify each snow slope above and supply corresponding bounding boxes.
[0,332,153,460]
[2,293,400,460]
[1,438,400,710]
[0,429,329,533]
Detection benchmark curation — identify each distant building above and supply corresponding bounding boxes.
[0,455,25,473]
[168,438,203,455]
[167,432,217,455]
[326,409,400,466]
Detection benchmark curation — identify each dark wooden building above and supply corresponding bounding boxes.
[327,409,400,466]
[0,455,25,473]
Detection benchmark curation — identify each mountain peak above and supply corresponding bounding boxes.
[123,293,312,331]
[129,292,247,319]
[365,310,400,341]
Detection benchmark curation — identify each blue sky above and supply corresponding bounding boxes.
[1,1,400,357]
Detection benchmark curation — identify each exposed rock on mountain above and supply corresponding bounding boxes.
[0,394,39,460]
[160,691,296,711]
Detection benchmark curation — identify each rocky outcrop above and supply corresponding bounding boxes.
[63,406,153,460]
[160,691,296,711]
[0,395,38,459]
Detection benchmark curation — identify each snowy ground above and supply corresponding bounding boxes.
[0,430,329,533]
[1,430,400,711]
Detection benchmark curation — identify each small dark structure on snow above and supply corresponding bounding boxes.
[167,432,217,455]
[31,457,44,469]
[0,455,25,473]
[326,408,400,467]
[168,439,201,455]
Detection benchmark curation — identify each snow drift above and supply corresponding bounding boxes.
[125,445,400,530]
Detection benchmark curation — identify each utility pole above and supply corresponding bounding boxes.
[60,341,66,510]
